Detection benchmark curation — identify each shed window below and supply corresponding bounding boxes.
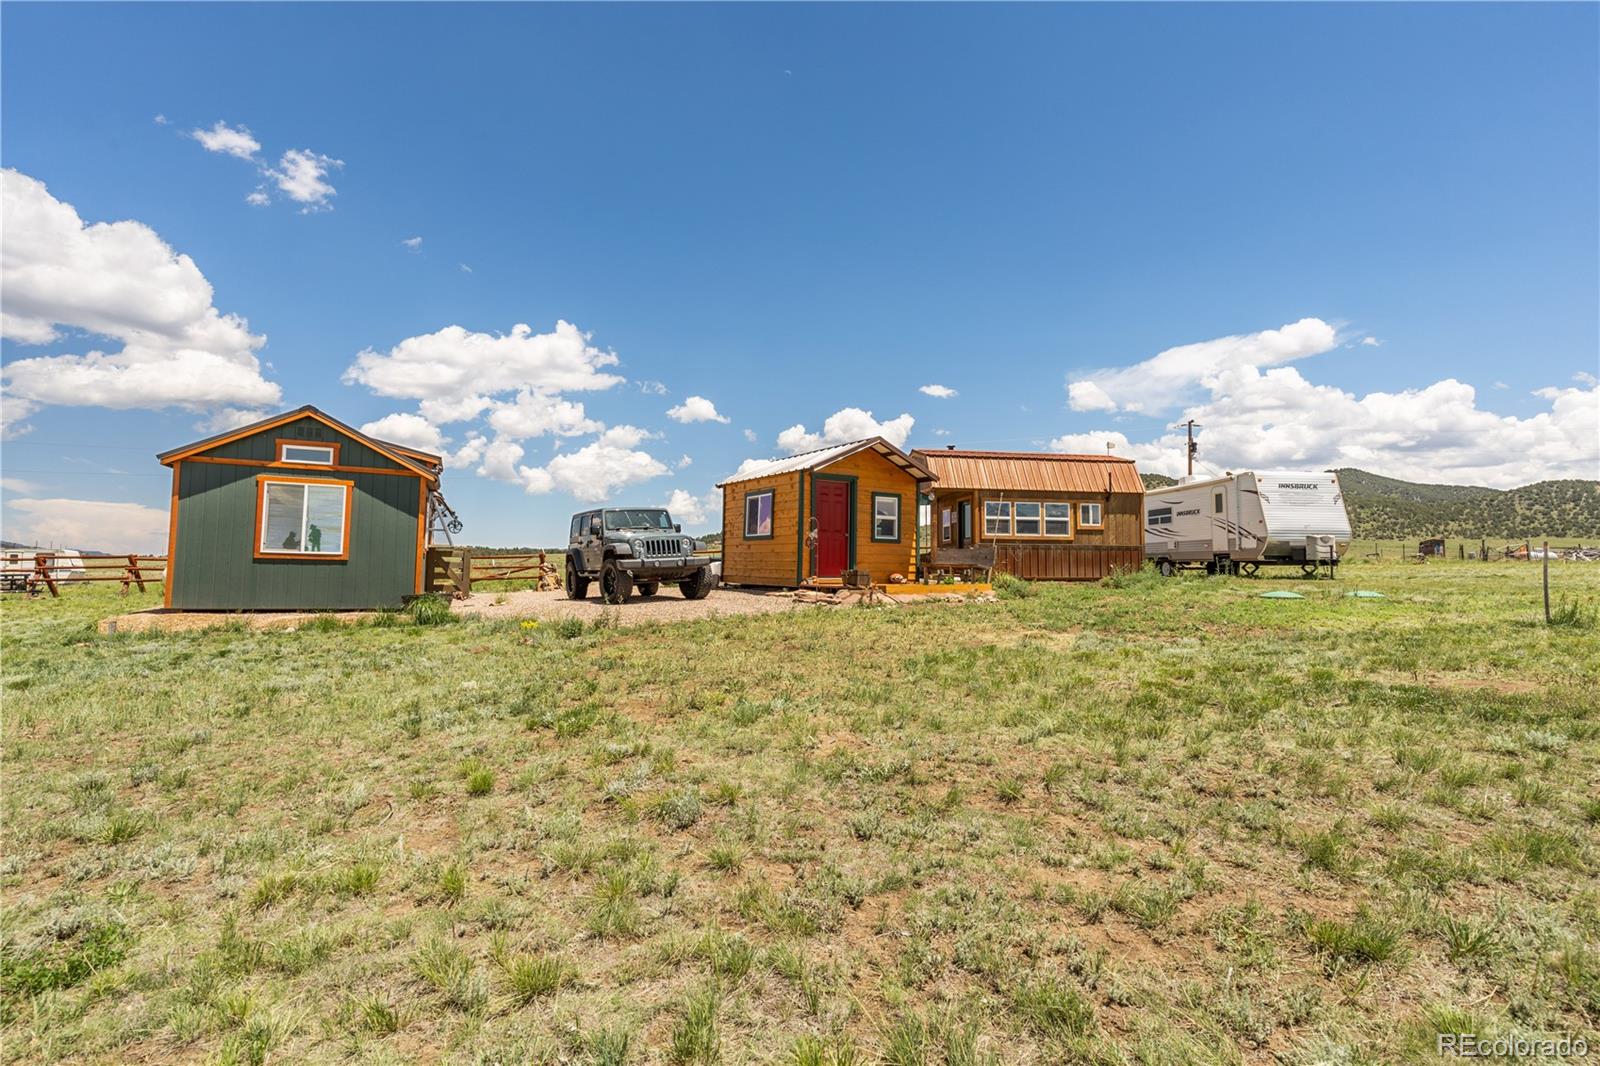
[1046,503,1073,536]
[871,494,901,542]
[983,500,1011,536]
[1078,502,1102,529]
[744,490,774,539]
[1147,506,1173,526]
[277,442,336,465]
[258,479,349,556]
[941,508,953,544]
[1013,502,1041,536]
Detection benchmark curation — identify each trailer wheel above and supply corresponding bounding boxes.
[1157,559,1176,578]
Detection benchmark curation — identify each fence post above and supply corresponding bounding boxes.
[1542,540,1551,624]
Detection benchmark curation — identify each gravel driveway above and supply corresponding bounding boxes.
[452,586,800,625]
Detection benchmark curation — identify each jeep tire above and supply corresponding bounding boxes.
[679,567,715,600]
[565,560,590,600]
[636,580,660,597]
[601,559,633,604]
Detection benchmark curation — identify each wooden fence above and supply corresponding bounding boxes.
[2,553,166,597]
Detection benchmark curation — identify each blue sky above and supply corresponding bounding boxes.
[2,3,1596,550]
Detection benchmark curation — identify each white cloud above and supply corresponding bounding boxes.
[661,488,721,528]
[360,412,445,453]
[512,426,668,502]
[919,384,957,398]
[777,407,915,452]
[1067,317,1339,414]
[934,428,951,437]
[191,120,260,161]
[459,263,472,273]
[244,188,270,207]
[153,114,169,126]
[1360,336,1382,347]
[2,498,169,553]
[1058,371,1599,489]
[402,236,423,251]
[196,407,271,435]
[1,476,42,495]
[676,454,692,469]
[267,149,341,210]
[742,428,758,443]
[1576,371,1599,388]
[0,169,278,435]
[637,380,668,396]
[486,390,603,440]
[666,395,730,424]
[345,321,622,408]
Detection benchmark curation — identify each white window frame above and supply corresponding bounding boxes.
[257,478,350,556]
[1077,502,1102,529]
[1045,502,1073,537]
[1013,501,1042,536]
[983,500,1012,536]
[871,494,901,542]
[941,508,953,544]
[277,442,336,466]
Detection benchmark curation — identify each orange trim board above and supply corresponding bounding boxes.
[414,479,427,595]
[182,454,431,480]
[164,461,181,608]
[252,475,355,561]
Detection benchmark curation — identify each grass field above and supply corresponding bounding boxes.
[2,559,1597,1064]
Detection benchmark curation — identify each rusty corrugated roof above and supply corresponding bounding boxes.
[911,449,1143,494]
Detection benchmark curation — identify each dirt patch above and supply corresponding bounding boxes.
[453,586,803,625]
[95,608,378,635]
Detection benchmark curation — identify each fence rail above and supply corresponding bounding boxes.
[2,553,166,596]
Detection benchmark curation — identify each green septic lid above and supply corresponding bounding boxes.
[1260,590,1305,599]
[1347,590,1386,599]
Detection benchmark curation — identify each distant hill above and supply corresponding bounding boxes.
[1134,470,1599,539]
[1331,469,1600,540]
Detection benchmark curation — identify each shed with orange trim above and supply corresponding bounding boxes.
[158,405,443,609]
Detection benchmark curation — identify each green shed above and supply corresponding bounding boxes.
[159,406,442,610]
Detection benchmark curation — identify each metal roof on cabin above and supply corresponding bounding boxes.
[912,449,1143,494]
[717,438,933,487]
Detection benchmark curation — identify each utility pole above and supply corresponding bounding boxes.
[1180,420,1200,477]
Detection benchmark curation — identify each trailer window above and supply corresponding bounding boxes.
[1077,502,1101,529]
[743,490,774,539]
[257,478,350,557]
[1214,492,1224,514]
[983,500,1011,536]
[1045,503,1072,536]
[1147,507,1172,526]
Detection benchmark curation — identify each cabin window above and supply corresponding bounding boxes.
[1046,503,1073,536]
[258,478,349,557]
[1013,501,1042,536]
[277,441,337,466]
[941,508,953,544]
[1077,502,1102,529]
[871,493,901,542]
[743,490,774,539]
[1214,492,1224,514]
[1147,506,1172,526]
[983,500,1012,536]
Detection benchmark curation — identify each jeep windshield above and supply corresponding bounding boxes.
[604,509,673,531]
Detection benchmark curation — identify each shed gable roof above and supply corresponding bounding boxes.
[158,405,441,480]
[717,437,934,487]
[911,449,1143,495]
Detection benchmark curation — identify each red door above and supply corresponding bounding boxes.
[814,480,849,577]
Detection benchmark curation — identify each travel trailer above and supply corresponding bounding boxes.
[1143,471,1353,576]
[1,549,87,591]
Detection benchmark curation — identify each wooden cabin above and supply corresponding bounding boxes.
[718,438,935,587]
[911,448,1144,580]
[158,405,442,610]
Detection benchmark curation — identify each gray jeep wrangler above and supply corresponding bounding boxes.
[565,507,717,604]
